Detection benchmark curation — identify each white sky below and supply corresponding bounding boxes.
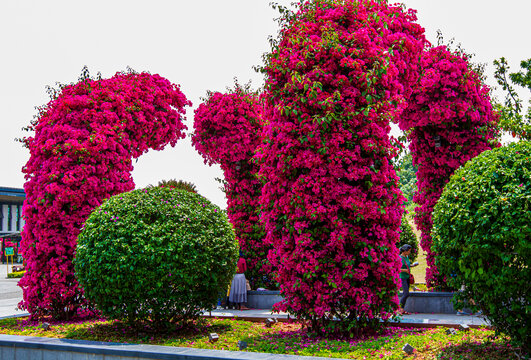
[0,0,529,208]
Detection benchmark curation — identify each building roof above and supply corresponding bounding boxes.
[0,231,21,239]
[0,187,25,198]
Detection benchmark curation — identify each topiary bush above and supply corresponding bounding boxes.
[432,141,531,353]
[74,186,238,328]
[397,216,419,263]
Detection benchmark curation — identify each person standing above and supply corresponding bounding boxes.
[399,244,418,315]
[229,251,249,310]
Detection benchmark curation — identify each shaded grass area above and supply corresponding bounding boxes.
[0,316,522,359]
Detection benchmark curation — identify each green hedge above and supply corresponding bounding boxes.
[75,187,238,328]
[432,141,531,352]
[7,271,25,279]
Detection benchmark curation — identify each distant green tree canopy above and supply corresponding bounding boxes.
[494,57,531,141]
[156,179,198,194]
[397,152,417,204]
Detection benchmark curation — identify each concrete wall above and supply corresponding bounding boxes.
[247,291,458,314]
[247,291,283,310]
[400,292,457,314]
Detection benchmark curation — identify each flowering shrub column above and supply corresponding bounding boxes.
[400,46,499,288]
[20,72,191,319]
[191,90,272,288]
[258,0,426,332]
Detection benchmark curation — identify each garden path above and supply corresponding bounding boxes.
[0,262,26,319]
[204,308,490,328]
[0,265,490,329]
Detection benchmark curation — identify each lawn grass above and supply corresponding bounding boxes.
[0,316,522,359]
[406,212,427,285]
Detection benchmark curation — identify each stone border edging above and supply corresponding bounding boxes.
[0,334,340,360]
[247,290,281,295]
[0,313,28,321]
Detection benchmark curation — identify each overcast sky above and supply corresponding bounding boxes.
[1,0,529,208]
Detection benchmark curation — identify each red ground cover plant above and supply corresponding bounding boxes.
[400,46,499,288]
[191,88,274,289]
[257,0,427,332]
[20,72,191,319]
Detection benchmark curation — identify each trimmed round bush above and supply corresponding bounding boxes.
[432,141,530,352]
[74,187,238,327]
[397,216,419,263]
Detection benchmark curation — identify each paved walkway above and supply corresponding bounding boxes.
[1,264,489,328]
[204,308,490,328]
[0,262,27,319]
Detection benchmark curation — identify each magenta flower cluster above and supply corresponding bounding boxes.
[400,46,499,288]
[19,72,191,319]
[17,1,501,328]
[257,0,427,331]
[191,90,273,288]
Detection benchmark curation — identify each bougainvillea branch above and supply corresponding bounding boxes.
[20,72,191,319]
[191,88,273,288]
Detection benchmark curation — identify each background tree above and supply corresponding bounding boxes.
[396,152,417,205]
[192,83,274,289]
[400,46,499,288]
[397,215,419,263]
[156,179,198,193]
[493,57,531,141]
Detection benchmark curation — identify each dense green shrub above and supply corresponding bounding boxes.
[397,216,419,263]
[74,187,238,327]
[432,141,531,352]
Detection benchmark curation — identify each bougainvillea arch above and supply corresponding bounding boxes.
[257,0,499,332]
[191,88,274,289]
[400,46,499,288]
[20,72,191,319]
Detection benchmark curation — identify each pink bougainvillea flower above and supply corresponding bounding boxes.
[19,72,191,319]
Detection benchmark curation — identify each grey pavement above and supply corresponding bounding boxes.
[205,308,490,328]
[0,262,28,319]
[0,263,489,328]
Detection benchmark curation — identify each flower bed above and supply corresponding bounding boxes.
[0,317,520,359]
